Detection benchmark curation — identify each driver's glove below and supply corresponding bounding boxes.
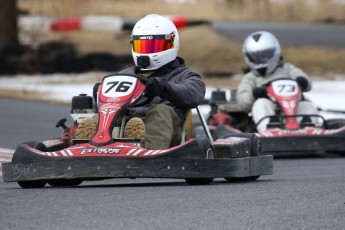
[140,77,166,97]
[252,86,267,99]
[295,76,308,91]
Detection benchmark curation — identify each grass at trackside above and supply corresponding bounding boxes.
[18,0,345,23]
[16,0,345,83]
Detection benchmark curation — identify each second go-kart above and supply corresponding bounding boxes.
[198,78,345,157]
[2,74,272,188]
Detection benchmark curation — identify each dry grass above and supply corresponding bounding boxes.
[18,0,345,22]
[0,88,52,103]
[17,0,345,82]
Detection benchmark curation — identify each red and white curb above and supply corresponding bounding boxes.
[18,15,207,34]
[0,148,14,182]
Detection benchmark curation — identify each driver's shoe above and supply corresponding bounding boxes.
[124,117,146,145]
[75,118,97,139]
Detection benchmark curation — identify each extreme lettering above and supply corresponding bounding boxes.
[80,148,121,154]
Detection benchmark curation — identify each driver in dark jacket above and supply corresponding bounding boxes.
[117,14,205,149]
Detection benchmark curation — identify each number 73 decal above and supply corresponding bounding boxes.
[271,80,299,97]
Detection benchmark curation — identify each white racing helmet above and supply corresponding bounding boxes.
[131,14,179,71]
[243,31,281,76]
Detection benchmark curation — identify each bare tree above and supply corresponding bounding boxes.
[0,0,19,49]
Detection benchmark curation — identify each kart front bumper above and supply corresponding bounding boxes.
[2,155,272,182]
[260,135,345,156]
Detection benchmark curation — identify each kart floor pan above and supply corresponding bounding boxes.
[2,156,272,182]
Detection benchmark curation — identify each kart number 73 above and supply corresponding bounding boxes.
[271,80,299,97]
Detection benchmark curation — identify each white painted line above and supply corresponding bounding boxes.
[0,148,15,155]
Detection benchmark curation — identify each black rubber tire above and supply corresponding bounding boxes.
[21,141,47,151]
[325,119,345,129]
[224,176,260,183]
[185,178,214,185]
[185,145,215,185]
[18,180,46,189]
[48,179,83,187]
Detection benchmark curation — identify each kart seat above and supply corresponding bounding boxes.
[180,109,193,144]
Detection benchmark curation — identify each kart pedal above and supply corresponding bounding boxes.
[75,118,97,139]
[124,118,146,145]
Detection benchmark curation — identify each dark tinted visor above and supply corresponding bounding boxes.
[245,48,275,64]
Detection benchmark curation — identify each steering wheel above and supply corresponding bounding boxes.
[131,93,154,108]
[130,75,155,108]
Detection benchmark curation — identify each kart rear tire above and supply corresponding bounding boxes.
[48,179,83,187]
[185,178,214,185]
[22,141,47,151]
[18,180,46,189]
[224,176,260,182]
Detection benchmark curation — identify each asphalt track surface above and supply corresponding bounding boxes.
[1,97,345,230]
[213,21,345,48]
[0,98,72,149]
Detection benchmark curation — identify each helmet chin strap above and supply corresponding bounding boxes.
[256,58,282,77]
[137,56,150,69]
[257,67,267,76]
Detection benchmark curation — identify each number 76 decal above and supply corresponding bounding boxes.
[105,81,133,93]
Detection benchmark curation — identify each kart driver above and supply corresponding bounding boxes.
[95,14,206,150]
[236,31,317,132]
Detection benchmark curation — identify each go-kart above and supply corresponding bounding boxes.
[197,78,345,157]
[2,74,272,188]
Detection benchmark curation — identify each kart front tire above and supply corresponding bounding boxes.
[224,175,260,182]
[18,180,46,189]
[185,178,214,185]
[48,179,83,187]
